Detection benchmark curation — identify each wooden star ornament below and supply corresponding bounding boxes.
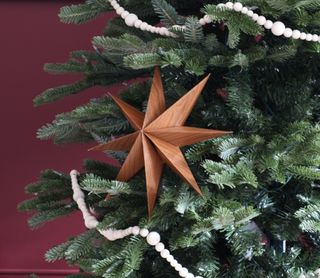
[90,68,232,215]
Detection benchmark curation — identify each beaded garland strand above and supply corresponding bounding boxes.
[108,0,320,42]
[70,170,202,278]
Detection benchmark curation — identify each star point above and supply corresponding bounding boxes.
[90,68,231,215]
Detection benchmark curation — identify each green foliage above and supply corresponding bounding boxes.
[81,174,132,195]
[151,0,183,26]
[45,242,71,262]
[22,0,320,276]
[59,1,111,24]
[34,80,94,106]
[295,195,320,233]
[203,160,258,189]
[204,5,262,48]
[65,230,98,261]
[183,17,204,43]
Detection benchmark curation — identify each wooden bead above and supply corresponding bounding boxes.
[140,22,148,31]
[139,228,149,237]
[252,13,259,21]
[121,11,129,19]
[257,16,266,26]
[225,2,233,9]
[199,18,206,25]
[241,7,248,14]
[203,15,212,23]
[271,21,285,36]
[247,10,254,17]
[124,13,138,26]
[306,33,313,41]
[115,7,124,15]
[264,20,273,29]
[233,2,243,11]
[134,19,142,28]
[292,30,301,39]
[179,268,188,277]
[284,28,293,38]
[300,32,307,40]
[160,249,170,258]
[155,242,165,252]
[146,232,161,245]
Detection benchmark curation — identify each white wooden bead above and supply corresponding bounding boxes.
[292,30,301,39]
[199,18,206,25]
[73,191,84,201]
[164,29,171,36]
[179,268,188,277]
[170,259,178,267]
[139,228,149,237]
[175,264,183,272]
[257,16,266,26]
[159,27,167,35]
[132,226,140,235]
[146,232,161,246]
[125,229,132,235]
[166,255,174,262]
[264,20,273,29]
[204,15,212,23]
[306,33,313,41]
[241,7,248,14]
[233,2,243,11]
[120,230,127,237]
[160,249,170,258]
[146,25,152,31]
[70,170,79,176]
[252,13,259,21]
[134,19,142,28]
[150,26,157,33]
[300,32,307,40]
[121,11,129,19]
[125,13,138,26]
[116,7,124,15]
[113,3,120,9]
[313,34,319,41]
[140,22,148,31]
[186,274,195,278]
[101,229,116,241]
[225,2,233,9]
[77,199,86,208]
[217,3,225,8]
[271,21,285,36]
[195,276,203,278]
[284,28,293,38]
[110,0,117,5]
[155,242,165,252]
[247,10,254,17]
[85,217,98,229]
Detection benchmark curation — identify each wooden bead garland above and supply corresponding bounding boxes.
[108,0,320,42]
[70,170,203,278]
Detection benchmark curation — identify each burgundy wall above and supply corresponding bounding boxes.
[0,1,114,277]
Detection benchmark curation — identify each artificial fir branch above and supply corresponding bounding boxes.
[20,0,320,276]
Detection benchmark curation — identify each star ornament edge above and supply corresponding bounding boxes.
[89,67,232,215]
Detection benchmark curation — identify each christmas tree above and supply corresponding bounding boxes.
[19,0,320,277]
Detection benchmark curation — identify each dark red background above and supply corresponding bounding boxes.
[0,1,115,277]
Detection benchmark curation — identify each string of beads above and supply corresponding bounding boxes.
[70,170,202,278]
[107,0,320,42]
